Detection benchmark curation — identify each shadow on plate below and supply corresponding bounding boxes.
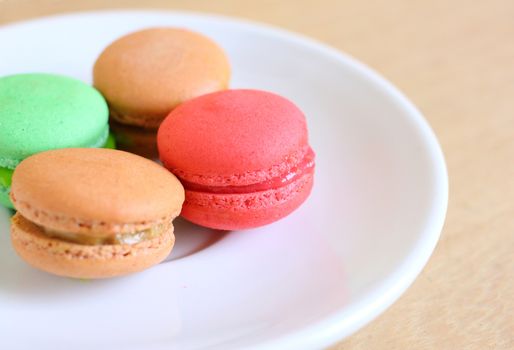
[164,217,228,261]
[0,210,227,298]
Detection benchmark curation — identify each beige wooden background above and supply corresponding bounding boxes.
[1,1,513,349]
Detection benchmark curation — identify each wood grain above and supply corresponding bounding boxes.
[1,1,513,348]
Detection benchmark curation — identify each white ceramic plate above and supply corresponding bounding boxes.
[0,11,448,350]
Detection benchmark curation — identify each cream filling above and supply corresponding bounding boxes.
[41,223,167,246]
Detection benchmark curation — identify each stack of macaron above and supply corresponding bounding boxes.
[2,27,315,279]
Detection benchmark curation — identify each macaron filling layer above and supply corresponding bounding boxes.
[109,108,163,129]
[0,167,13,207]
[181,148,315,194]
[36,221,168,246]
[41,225,166,245]
[104,132,117,149]
[0,167,12,189]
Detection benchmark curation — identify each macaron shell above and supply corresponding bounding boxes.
[11,148,184,235]
[93,28,231,126]
[11,213,174,279]
[181,173,313,230]
[0,135,113,210]
[158,89,309,185]
[0,73,109,168]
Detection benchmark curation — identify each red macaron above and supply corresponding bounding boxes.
[157,89,315,230]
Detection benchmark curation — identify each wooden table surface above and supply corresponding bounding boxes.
[1,1,513,349]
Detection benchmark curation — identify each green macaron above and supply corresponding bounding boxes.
[0,73,111,209]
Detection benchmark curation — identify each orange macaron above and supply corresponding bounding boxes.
[10,148,184,279]
[93,27,231,158]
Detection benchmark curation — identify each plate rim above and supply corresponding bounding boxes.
[0,10,449,350]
